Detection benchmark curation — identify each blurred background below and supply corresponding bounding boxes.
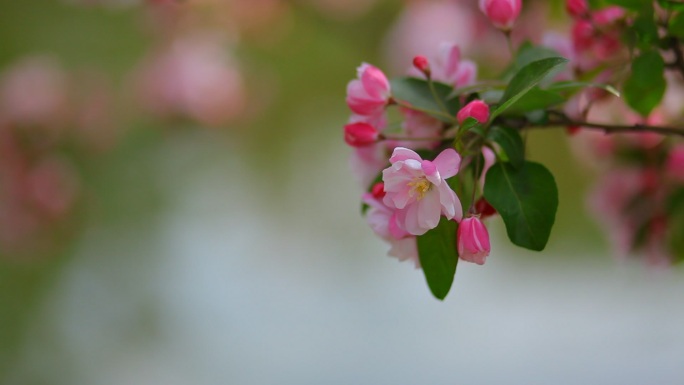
[0,0,683,383]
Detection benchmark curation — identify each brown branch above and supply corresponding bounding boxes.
[523,113,684,137]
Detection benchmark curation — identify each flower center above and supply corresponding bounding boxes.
[408,177,432,200]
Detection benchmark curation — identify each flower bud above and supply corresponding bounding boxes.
[370,182,386,199]
[457,100,490,125]
[474,197,497,219]
[346,63,391,116]
[566,0,588,18]
[412,55,430,76]
[457,216,491,265]
[479,0,522,31]
[344,122,380,147]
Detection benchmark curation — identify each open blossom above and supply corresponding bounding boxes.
[382,147,462,235]
[479,0,522,31]
[409,43,478,89]
[346,63,391,116]
[363,189,420,267]
[457,216,491,265]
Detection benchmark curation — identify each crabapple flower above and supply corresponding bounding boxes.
[363,190,420,267]
[346,63,391,116]
[382,147,462,235]
[479,0,522,31]
[457,100,490,125]
[457,216,491,265]
[344,122,380,147]
[566,0,587,18]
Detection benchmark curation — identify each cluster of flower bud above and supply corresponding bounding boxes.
[342,53,495,267]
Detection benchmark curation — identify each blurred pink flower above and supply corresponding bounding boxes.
[382,147,462,235]
[0,56,69,129]
[136,35,246,127]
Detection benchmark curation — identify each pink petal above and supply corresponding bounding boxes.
[389,147,422,163]
[432,148,461,179]
[417,191,442,230]
[438,182,461,221]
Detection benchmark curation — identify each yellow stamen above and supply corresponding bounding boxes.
[408,178,432,200]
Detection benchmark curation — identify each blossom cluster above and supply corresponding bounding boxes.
[344,0,684,298]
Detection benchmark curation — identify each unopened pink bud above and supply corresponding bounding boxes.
[371,182,386,199]
[475,198,497,219]
[344,122,380,147]
[456,100,490,125]
[457,216,491,265]
[566,0,588,18]
[412,55,430,75]
[479,0,522,31]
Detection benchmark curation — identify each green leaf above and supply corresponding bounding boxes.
[488,126,525,169]
[458,116,480,135]
[623,51,666,117]
[505,87,566,114]
[632,14,659,48]
[669,11,684,39]
[667,188,684,263]
[659,0,684,11]
[502,42,561,80]
[417,217,459,300]
[483,161,558,251]
[390,77,459,122]
[605,0,653,12]
[491,57,569,120]
[546,81,620,97]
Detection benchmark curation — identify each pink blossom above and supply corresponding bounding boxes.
[457,100,490,125]
[344,122,380,147]
[382,147,462,235]
[480,146,497,190]
[388,237,420,268]
[666,144,684,182]
[399,108,443,150]
[363,190,420,268]
[346,63,391,116]
[479,0,522,31]
[349,142,390,188]
[136,35,246,127]
[454,60,478,88]
[0,56,69,129]
[457,216,491,265]
[566,0,588,18]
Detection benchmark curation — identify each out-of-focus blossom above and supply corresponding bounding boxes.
[383,1,478,74]
[349,142,390,189]
[407,43,479,89]
[479,0,522,31]
[457,216,491,265]
[412,55,430,75]
[666,144,684,182]
[136,35,246,127]
[565,0,588,18]
[399,108,443,150]
[0,56,70,130]
[382,147,462,235]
